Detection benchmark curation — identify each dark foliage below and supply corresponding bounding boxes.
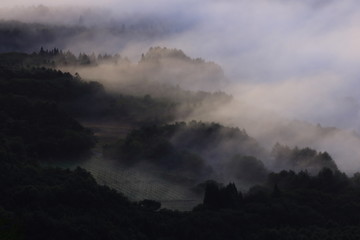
[200,182,243,210]
[103,121,265,180]
[106,123,214,179]
[0,47,122,68]
[3,49,360,239]
[0,50,233,124]
[0,62,179,124]
[272,143,338,173]
[0,95,95,161]
[227,155,268,184]
[5,161,360,239]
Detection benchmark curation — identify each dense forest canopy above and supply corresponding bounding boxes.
[103,121,265,184]
[1,26,360,239]
[2,1,360,239]
[0,49,232,123]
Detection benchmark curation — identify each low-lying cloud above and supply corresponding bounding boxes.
[2,0,360,172]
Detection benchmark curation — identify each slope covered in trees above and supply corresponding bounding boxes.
[0,94,95,162]
[3,154,360,239]
[3,47,360,239]
[137,47,228,92]
[271,143,338,173]
[103,121,266,182]
[0,49,232,124]
[0,65,176,125]
[0,66,99,162]
[0,47,123,68]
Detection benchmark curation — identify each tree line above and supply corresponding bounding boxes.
[2,49,360,239]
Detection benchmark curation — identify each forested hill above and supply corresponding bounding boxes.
[4,140,360,239]
[0,48,122,68]
[3,48,360,239]
[0,67,98,162]
[0,46,229,94]
[136,47,228,91]
[104,121,265,181]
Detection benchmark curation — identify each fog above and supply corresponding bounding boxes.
[2,0,360,173]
